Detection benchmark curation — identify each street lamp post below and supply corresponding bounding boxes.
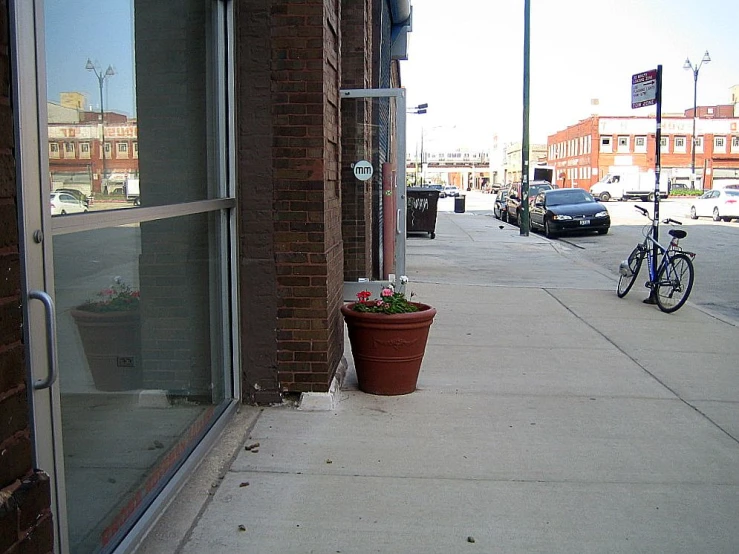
[408,103,428,185]
[86,59,115,193]
[683,51,710,190]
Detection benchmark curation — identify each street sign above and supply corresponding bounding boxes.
[631,69,658,109]
[353,160,373,181]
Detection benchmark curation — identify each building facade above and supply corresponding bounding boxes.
[1,1,412,552]
[502,142,548,184]
[406,148,491,190]
[548,91,739,191]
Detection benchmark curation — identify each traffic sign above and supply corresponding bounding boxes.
[632,69,658,109]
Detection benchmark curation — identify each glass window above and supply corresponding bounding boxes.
[634,136,646,153]
[617,136,629,152]
[674,137,686,153]
[43,1,234,551]
[732,136,739,153]
[695,137,704,153]
[600,136,612,153]
[660,137,669,152]
[715,136,726,152]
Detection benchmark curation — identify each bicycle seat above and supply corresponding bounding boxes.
[669,229,687,239]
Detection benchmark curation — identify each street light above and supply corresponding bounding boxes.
[683,50,710,190]
[408,104,428,184]
[408,103,428,115]
[86,59,115,193]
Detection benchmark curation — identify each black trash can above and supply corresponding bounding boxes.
[454,195,466,213]
[407,187,440,239]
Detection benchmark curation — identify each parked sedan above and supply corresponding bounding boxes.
[689,189,739,221]
[50,192,88,216]
[441,185,459,198]
[493,189,508,222]
[506,180,554,225]
[530,188,610,238]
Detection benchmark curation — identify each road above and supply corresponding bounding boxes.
[451,191,739,324]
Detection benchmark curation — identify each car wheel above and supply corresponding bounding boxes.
[690,206,698,220]
[502,210,508,223]
[599,192,611,202]
[544,219,556,238]
[722,217,732,222]
[60,210,67,215]
[713,207,721,222]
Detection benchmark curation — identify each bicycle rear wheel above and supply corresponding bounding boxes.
[655,253,694,313]
[617,245,644,298]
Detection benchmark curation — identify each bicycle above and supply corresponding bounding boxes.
[617,205,696,313]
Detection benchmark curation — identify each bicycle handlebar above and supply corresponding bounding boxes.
[634,206,683,226]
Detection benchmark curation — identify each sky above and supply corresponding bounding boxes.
[45,0,135,117]
[400,0,739,152]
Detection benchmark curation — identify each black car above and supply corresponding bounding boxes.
[493,189,508,222]
[530,188,610,238]
[505,180,555,225]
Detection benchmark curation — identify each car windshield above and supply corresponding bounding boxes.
[529,184,552,196]
[725,190,739,197]
[546,190,594,206]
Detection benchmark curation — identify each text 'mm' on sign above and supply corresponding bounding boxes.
[631,69,658,109]
[353,160,374,181]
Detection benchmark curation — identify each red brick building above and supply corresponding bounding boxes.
[548,92,739,190]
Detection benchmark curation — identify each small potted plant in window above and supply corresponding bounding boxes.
[340,283,436,395]
[70,277,142,391]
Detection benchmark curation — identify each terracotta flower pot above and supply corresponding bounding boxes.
[340,302,437,395]
[71,309,142,391]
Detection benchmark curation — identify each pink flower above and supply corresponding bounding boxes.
[381,288,393,297]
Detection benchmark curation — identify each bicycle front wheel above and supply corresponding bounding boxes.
[617,245,644,298]
[655,253,694,313]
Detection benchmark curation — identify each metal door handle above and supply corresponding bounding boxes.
[397,209,402,234]
[28,290,58,390]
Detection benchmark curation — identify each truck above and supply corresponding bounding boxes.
[590,167,669,202]
[530,164,555,185]
[125,178,140,206]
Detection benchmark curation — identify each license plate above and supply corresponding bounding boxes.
[579,220,590,226]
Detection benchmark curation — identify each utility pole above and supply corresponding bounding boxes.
[520,0,531,236]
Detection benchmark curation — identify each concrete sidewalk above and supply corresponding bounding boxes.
[138,207,739,553]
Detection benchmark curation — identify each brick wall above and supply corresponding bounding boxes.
[237,0,344,399]
[0,1,54,550]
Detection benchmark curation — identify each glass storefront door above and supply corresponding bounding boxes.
[340,89,408,300]
[15,1,237,552]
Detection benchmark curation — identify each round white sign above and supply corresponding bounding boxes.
[353,160,374,181]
